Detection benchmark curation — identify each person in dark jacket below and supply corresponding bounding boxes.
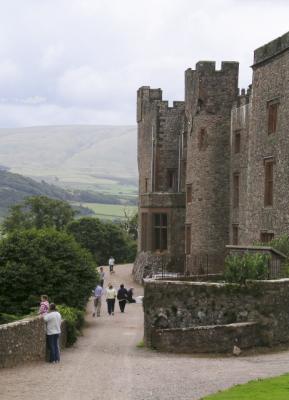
[127,288,136,303]
[117,284,128,313]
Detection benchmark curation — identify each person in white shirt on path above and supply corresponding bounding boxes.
[43,303,61,363]
[108,256,115,273]
[105,283,117,315]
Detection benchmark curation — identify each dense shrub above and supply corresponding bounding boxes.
[0,313,21,325]
[57,305,85,346]
[2,195,75,234]
[67,217,137,265]
[267,234,289,257]
[224,252,269,284]
[0,228,98,314]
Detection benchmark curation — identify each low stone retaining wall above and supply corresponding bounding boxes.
[133,251,185,284]
[151,322,260,353]
[0,316,67,368]
[144,278,289,353]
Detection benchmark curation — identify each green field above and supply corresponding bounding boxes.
[72,202,137,220]
[203,373,289,400]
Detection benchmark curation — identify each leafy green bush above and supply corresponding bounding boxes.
[224,252,269,284]
[0,228,98,314]
[268,234,289,257]
[0,313,21,325]
[2,196,75,234]
[67,217,137,265]
[57,305,85,346]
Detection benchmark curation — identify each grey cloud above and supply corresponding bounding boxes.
[0,0,288,127]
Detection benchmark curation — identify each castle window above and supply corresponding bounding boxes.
[232,225,239,245]
[264,159,274,206]
[141,213,148,251]
[233,173,240,208]
[186,184,192,204]
[167,169,177,191]
[153,213,168,251]
[145,178,148,193]
[267,101,278,135]
[185,224,191,255]
[198,128,208,151]
[234,131,241,153]
[260,231,274,243]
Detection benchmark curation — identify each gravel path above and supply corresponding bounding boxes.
[1,264,289,400]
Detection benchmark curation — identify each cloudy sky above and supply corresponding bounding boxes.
[0,0,288,127]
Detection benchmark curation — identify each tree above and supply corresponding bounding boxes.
[121,210,138,240]
[0,228,98,315]
[67,217,137,265]
[2,196,75,234]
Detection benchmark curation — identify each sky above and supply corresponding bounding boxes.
[0,0,288,128]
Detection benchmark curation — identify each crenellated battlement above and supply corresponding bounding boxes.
[186,61,239,74]
[137,86,162,102]
[253,31,289,67]
[185,60,239,116]
[137,86,184,122]
[233,85,252,108]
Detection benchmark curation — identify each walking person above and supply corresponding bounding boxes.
[93,283,103,317]
[99,266,105,287]
[106,283,117,315]
[108,256,115,273]
[117,284,128,313]
[43,303,61,363]
[38,294,49,315]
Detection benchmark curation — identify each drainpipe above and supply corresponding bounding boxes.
[151,125,154,192]
[177,132,182,192]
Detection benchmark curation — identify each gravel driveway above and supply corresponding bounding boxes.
[1,264,289,400]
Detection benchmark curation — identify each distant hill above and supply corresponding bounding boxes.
[0,170,136,219]
[0,125,138,195]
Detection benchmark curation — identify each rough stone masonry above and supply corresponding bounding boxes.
[134,30,289,280]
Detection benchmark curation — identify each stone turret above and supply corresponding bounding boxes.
[133,87,186,282]
[185,61,239,273]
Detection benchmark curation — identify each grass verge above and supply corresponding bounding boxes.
[202,373,289,400]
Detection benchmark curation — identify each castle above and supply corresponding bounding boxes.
[133,31,289,281]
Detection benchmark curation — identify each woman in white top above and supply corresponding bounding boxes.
[106,283,117,315]
[43,303,61,363]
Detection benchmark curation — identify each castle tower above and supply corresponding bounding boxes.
[244,31,289,244]
[185,61,239,273]
[133,87,186,282]
[230,87,252,246]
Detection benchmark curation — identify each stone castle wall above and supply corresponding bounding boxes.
[230,91,251,245]
[143,278,289,353]
[0,316,67,368]
[135,31,289,282]
[244,36,289,244]
[134,86,186,280]
[185,62,239,272]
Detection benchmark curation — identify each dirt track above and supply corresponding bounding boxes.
[1,264,289,400]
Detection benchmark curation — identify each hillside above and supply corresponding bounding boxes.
[0,170,136,219]
[0,125,138,195]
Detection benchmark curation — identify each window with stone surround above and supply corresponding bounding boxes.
[145,178,148,193]
[234,130,241,153]
[198,128,208,151]
[167,169,177,191]
[233,173,240,208]
[232,225,239,245]
[186,184,192,204]
[267,100,279,135]
[185,224,191,255]
[260,231,274,243]
[141,213,148,251]
[152,213,168,252]
[264,159,274,206]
